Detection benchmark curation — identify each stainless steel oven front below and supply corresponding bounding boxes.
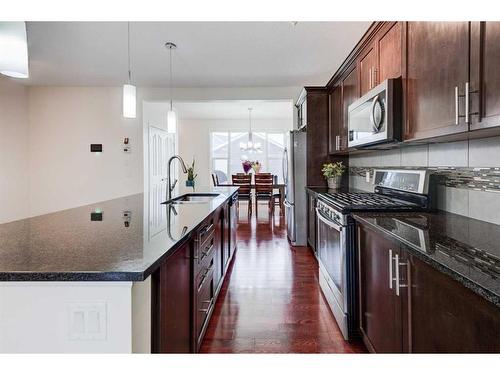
[316,205,349,339]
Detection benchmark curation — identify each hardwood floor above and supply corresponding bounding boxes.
[200,208,366,353]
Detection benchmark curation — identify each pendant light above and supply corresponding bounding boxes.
[0,22,29,79]
[122,22,136,119]
[240,108,262,153]
[165,42,177,134]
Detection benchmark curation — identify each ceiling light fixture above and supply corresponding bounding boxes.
[123,22,136,119]
[240,108,262,153]
[0,22,29,79]
[165,42,177,134]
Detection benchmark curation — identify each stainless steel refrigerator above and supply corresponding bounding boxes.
[283,130,307,246]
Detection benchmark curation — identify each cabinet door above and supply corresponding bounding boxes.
[409,254,500,353]
[358,225,403,353]
[307,193,316,251]
[406,22,470,140]
[328,85,343,153]
[358,43,377,95]
[342,63,359,148]
[213,207,223,292]
[377,22,402,83]
[153,240,192,353]
[470,22,500,131]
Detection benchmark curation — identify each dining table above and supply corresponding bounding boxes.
[217,183,286,215]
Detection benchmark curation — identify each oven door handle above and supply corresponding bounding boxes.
[316,207,343,232]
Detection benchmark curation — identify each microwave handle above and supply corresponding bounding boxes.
[370,94,382,133]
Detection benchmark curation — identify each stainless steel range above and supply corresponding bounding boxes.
[316,169,435,340]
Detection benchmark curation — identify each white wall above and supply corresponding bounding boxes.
[1,84,300,221]
[28,87,144,217]
[179,118,292,186]
[0,77,30,223]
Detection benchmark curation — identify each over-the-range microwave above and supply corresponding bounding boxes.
[348,77,402,148]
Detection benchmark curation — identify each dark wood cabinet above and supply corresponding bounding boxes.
[152,239,192,353]
[358,43,377,96]
[377,21,402,83]
[306,191,317,252]
[357,222,500,353]
[328,84,344,154]
[405,22,470,141]
[409,255,500,353]
[358,225,403,353]
[152,195,238,353]
[470,22,500,131]
[342,64,359,148]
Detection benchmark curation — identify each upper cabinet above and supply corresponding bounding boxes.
[377,22,403,83]
[469,22,500,131]
[358,42,378,96]
[325,21,500,152]
[329,63,358,155]
[405,22,470,141]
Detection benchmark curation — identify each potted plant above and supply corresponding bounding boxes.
[186,158,197,187]
[322,162,346,189]
[251,160,262,174]
[242,160,252,174]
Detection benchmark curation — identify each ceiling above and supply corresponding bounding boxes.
[173,100,293,120]
[24,21,371,87]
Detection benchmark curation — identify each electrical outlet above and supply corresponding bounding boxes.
[68,302,107,341]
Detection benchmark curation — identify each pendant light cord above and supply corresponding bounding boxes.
[127,22,131,83]
[169,45,173,110]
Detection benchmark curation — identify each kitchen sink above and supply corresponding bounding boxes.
[165,193,220,204]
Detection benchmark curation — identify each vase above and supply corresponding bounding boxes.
[327,176,341,189]
[186,180,195,187]
[252,164,262,174]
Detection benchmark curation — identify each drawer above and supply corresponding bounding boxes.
[195,232,215,274]
[195,259,215,344]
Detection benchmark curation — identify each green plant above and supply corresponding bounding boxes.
[187,158,197,181]
[322,162,346,179]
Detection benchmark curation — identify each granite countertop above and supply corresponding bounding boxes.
[0,186,238,282]
[353,211,500,307]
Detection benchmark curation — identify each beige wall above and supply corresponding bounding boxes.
[28,87,143,217]
[179,118,292,186]
[0,83,300,222]
[0,77,30,223]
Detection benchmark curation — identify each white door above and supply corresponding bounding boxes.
[149,125,176,238]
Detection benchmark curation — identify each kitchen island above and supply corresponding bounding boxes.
[0,186,239,353]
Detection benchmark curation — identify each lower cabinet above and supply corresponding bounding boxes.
[306,191,317,252]
[152,194,238,353]
[357,223,500,353]
[152,239,192,353]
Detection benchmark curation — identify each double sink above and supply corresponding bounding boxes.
[164,193,220,205]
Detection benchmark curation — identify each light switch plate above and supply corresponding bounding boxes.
[68,301,107,341]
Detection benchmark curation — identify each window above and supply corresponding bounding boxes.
[210,131,287,183]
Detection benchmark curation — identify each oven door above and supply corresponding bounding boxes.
[316,208,347,311]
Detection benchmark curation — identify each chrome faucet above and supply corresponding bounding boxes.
[166,155,188,202]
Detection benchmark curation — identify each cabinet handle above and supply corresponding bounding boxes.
[372,67,377,88]
[335,135,340,151]
[465,82,469,124]
[389,249,393,289]
[394,254,408,297]
[455,86,459,125]
[198,298,213,313]
[369,67,372,89]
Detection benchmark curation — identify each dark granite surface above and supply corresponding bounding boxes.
[0,186,238,282]
[353,211,500,307]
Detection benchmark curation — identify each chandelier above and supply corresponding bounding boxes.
[240,108,262,153]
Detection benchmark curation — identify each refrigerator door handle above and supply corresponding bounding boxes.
[282,147,288,185]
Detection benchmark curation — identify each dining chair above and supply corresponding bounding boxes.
[232,174,252,216]
[211,173,219,187]
[254,173,274,218]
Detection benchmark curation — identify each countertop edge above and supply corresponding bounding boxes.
[0,188,238,283]
[352,214,500,308]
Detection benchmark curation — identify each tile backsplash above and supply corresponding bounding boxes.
[349,136,500,225]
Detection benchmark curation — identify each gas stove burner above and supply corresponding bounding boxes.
[320,192,419,213]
